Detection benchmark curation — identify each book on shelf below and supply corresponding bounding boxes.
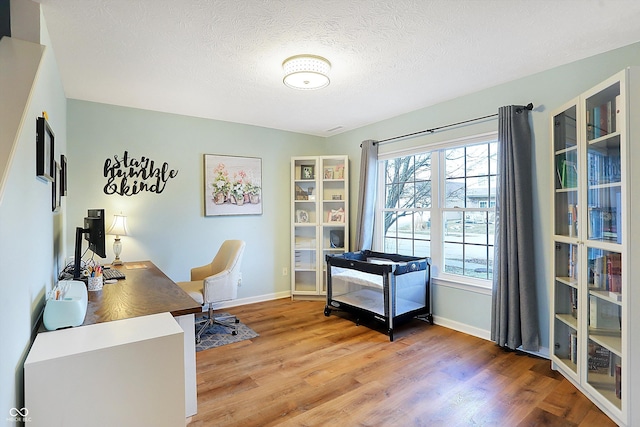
[588,207,618,241]
[588,150,621,185]
[607,252,622,293]
[569,332,578,363]
[589,252,622,299]
[588,100,616,140]
[560,160,578,189]
[570,286,578,318]
[587,342,611,374]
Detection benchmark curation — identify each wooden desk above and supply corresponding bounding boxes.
[83,260,200,418]
[83,260,200,324]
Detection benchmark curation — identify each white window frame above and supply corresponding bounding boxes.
[375,132,498,292]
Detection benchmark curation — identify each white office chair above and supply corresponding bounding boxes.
[177,240,246,343]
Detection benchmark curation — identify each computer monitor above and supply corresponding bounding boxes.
[73,209,107,279]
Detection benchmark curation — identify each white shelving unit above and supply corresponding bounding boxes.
[291,155,349,297]
[549,67,639,426]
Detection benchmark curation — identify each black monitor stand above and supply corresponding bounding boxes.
[73,226,88,280]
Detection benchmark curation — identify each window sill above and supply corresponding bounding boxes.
[431,275,492,296]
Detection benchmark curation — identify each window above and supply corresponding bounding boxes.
[379,136,497,284]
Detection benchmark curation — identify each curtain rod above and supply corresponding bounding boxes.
[374,103,534,145]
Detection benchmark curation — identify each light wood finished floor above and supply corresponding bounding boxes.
[188,298,616,427]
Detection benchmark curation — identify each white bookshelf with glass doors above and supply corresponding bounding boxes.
[549,68,640,427]
[291,156,349,298]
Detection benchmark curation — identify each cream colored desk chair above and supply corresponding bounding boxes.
[177,240,246,343]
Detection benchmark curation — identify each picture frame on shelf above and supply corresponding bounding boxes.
[301,165,314,180]
[204,154,262,216]
[296,209,309,223]
[327,207,345,223]
[36,116,55,182]
[295,184,308,200]
[324,167,333,179]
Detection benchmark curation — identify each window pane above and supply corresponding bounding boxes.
[466,144,489,176]
[444,211,464,243]
[385,183,399,208]
[466,176,489,207]
[489,175,497,201]
[415,153,432,181]
[384,238,397,254]
[465,216,488,245]
[444,242,464,275]
[489,142,498,175]
[397,238,413,255]
[385,159,399,184]
[445,178,465,208]
[415,211,431,240]
[445,147,465,178]
[397,212,413,240]
[384,212,399,239]
[464,244,490,279]
[416,180,432,208]
[400,182,415,208]
[414,239,431,258]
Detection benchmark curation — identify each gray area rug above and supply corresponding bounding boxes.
[195,313,259,352]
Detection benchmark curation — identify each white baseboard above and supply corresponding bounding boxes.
[207,290,291,312]
[206,293,551,360]
[432,315,491,341]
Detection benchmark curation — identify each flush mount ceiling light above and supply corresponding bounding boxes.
[282,54,331,90]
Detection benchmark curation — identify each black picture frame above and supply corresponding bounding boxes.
[52,161,60,212]
[301,165,314,180]
[36,117,55,182]
[60,154,67,196]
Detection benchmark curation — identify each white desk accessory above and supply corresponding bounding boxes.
[43,280,88,330]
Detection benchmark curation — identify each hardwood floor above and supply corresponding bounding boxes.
[188,298,616,427]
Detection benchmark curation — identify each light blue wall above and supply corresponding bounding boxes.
[325,41,640,353]
[66,101,324,301]
[0,13,67,421]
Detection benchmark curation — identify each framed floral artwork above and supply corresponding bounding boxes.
[204,154,262,216]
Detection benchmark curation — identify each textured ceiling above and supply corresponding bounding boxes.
[37,0,640,137]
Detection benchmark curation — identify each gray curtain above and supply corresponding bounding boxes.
[491,105,539,351]
[355,140,378,250]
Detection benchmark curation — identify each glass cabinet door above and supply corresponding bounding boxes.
[586,247,622,408]
[553,242,579,373]
[553,105,579,238]
[585,82,622,244]
[583,80,623,409]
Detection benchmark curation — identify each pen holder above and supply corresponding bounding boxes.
[88,276,103,291]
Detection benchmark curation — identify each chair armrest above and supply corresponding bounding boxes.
[190,264,213,281]
[202,269,236,302]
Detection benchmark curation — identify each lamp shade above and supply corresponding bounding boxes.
[282,54,331,90]
[107,214,129,237]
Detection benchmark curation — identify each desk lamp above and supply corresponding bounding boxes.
[106,213,129,265]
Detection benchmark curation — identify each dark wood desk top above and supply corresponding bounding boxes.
[83,260,201,325]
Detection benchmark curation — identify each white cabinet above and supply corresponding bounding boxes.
[24,313,186,427]
[550,67,639,426]
[291,156,348,297]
